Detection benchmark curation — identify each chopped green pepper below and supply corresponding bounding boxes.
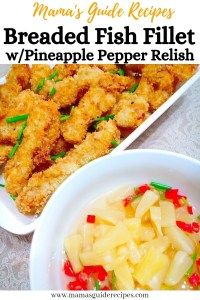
[95,280,101,290]
[60,114,70,122]
[150,181,171,191]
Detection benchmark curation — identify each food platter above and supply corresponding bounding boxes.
[0,66,200,235]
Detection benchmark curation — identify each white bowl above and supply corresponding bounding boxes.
[30,149,200,290]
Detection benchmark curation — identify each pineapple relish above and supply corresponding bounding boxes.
[63,182,200,290]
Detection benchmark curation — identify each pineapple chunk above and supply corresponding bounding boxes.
[140,226,155,242]
[164,251,193,286]
[139,236,170,257]
[80,249,116,266]
[94,224,114,239]
[150,207,163,236]
[64,234,83,273]
[81,223,95,251]
[117,245,129,260]
[148,256,170,289]
[135,190,159,218]
[164,226,195,254]
[160,201,176,227]
[106,186,134,204]
[127,240,141,264]
[124,218,141,243]
[134,248,168,286]
[93,222,131,253]
[114,260,135,289]
[95,208,125,225]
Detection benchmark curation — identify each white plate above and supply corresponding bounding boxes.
[29,149,200,289]
[0,68,200,235]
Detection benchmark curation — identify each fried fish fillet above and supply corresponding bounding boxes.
[93,64,118,72]
[61,87,116,144]
[30,64,51,92]
[166,64,198,83]
[0,90,44,144]
[6,64,31,90]
[112,93,149,128]
[52,64,79,78]
[4,100,60,196]
[0,145,12,165]
[16,120,120,215]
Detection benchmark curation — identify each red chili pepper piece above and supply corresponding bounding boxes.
[165,189,186,208]
[196,258,200,273]
[87,215,96,224]
[138,184,150,194]
[76,272,88,288]
[63,260,75,277]
[68,280,85,290]
[83,265,108,281]
[187,206,193,215]
[188,273,200,287]
[176,221,193,233]
[101,286,110,290]
[192,222,200,233]
[122,196,132,207]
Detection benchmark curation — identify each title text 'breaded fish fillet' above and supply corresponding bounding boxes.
[16,120,120,215]
[4,100,60,196]
[61,87,116,144]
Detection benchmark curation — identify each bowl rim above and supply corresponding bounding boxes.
[29,148,200,289]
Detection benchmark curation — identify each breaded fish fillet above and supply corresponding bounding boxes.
[16,120,120,215]
[52,64,79,78]
[0,90,44,144]
[166,65,198,83]
[4,100,60,196]
[6,64,31,90]
[0,145,12,165]
[30,64,51,92]
[61,87,116,144]
[93,64,118,72]
[112,93,149,128]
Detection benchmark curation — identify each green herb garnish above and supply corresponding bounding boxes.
[186,253,197,276]
[197,215,200,221]
[95,280,101,290]
[8,142,20,159]
[35,78,46,93]
[10,194,16,201]
[111,271,117,290]
[48,70,59,80]
[51,151,66,161]
[6,114,29,123]
[128,83,139,93]
[54,78,63,83]
[17,121,27,142]
[93,114,115,129]
[111,140,119,148]
[150,181,171,191]
[0,183,5,187]
[117,68,125,76]
[60,114,70,122]
[49,87,56,97]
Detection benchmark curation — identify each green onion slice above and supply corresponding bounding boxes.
[54,78,63,83]
[109,70,118,74]
[17,121,27,142]
[111,271,117,290]
[60,114,70,122]
[49,87,56,97]
[0,183,5,187]
[10,194,16,201]
[128,83,139,93]
[6,114,29,123]
[9,142,20,159]
[186,253,197,276]
[93,114,115,129]
[95,280,101,291]
[117,68,125,76]
[51,151,66,161]
[150,181,171,191]
[48,70,59,80]
[35,78,46,93]
[111,140,119,148]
